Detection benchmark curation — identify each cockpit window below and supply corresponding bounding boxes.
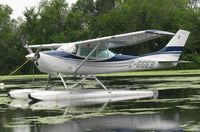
[79,47,115,59]
[98,49,109,58]
[80,48,96,57]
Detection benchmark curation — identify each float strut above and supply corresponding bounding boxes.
[69,75,89,89]
[58,73,68,89]
[92,75,111,93]
[46,74,52,90]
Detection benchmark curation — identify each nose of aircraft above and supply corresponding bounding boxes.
[26,53,35,60]
[26,52,40,60]
[26,52,40,61]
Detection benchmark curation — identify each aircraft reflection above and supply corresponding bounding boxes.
[8,90,181,131]
[9,99,31,109]
[39,114,180,132]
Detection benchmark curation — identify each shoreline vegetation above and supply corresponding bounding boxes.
[0,69,200,80]
[1,0,200,75]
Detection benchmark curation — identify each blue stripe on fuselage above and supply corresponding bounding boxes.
[99,54,137,62]
[42,46,183,62]
[42,50,84,60]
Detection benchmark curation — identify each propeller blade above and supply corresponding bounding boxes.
[21,37,33,54]
[24,44,33,54]
[34,45,42,60]
[32,62,35,83]
[35,45,42,55]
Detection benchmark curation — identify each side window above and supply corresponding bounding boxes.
[98,49,109,58]
[80,48,96,57]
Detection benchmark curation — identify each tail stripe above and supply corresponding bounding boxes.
[160,46,183,52]
[142,30,190,62]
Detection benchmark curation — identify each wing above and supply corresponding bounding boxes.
[27,30,175,49]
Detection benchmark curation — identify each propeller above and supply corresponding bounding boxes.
[25,45,42,82]
[22,39,42,83]
[25,44,42,61]
[21,36,42,61]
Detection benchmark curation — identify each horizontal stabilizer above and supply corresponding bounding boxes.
[158,60,193,64]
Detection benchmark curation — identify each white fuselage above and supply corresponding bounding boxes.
[36,52,176,75]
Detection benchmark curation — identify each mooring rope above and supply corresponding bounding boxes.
[0,60,29,82]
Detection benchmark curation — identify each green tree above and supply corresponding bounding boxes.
[95,0,116,14]
[0,4,26,74]
[2,0,200,75]
[21,0,69,44]
[72,0,95,15]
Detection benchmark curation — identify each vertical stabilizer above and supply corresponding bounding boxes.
[165,30,190,47]
[145,30,190,62]
[159,30,190,61]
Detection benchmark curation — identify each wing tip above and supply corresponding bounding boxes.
[145,30,175,36]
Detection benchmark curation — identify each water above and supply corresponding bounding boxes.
[0,75,200,131]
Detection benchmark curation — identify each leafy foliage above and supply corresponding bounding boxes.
[0,0,200,74]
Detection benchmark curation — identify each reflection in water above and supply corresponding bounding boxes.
[40,114,180,132]
[9,99,31,109]
[2,75,200,131]
[7,90,179,132]
[9,113,180,132]
[8,90,161,132]
[12,125,30,132]
[9,99,181,132]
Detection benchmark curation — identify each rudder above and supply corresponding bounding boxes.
[153,30,190,61]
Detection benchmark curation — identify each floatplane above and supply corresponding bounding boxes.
[9,29,190,101]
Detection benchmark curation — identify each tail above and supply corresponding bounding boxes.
[145,30,190,62]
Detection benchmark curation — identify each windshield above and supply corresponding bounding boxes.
[97,49,115,58]
[79,48,115,59]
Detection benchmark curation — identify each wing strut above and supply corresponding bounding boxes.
[73,43,100,74]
